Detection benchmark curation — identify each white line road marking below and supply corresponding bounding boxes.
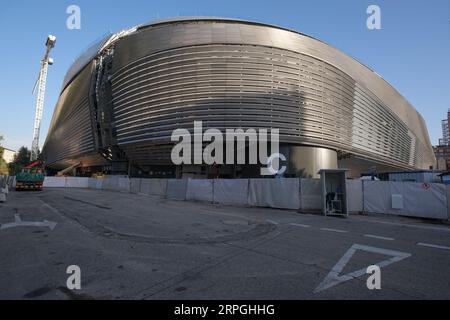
[320,228,348,234]
[364,234,395,241]
[291,223,310,228]
[40,201,60,214]
[314,244,411,293]
[266,219,279,225]
[357,217,450,233]
[417,243,450,250]
[0,214,57,231]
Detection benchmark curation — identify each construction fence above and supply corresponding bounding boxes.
[42,176,450,221]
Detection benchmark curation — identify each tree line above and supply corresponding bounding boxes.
[0,135,32,175]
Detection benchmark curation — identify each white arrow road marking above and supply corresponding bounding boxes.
[314,244,411,293]
[0,214,57,231]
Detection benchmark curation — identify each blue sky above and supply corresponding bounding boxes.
[0,0,449,151]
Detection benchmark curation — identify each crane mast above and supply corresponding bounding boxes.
[31,35,56,161]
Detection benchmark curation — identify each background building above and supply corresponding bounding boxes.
[1,148,16,164]
[439,109,450,146]
[41,17,436,179]
[434,145,450,171]
[433,109,450,171]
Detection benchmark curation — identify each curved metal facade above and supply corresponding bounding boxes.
[42,17,435,175]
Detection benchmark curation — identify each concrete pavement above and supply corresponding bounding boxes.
[0,188,449,299]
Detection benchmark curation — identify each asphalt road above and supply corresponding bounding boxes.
[0,188,450,300]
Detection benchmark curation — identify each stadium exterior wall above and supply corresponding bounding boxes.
[41,17,436,178]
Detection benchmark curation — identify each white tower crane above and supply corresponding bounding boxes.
[31,35,56,161]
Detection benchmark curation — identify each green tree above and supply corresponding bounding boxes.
[8,146,31,175]
[0,135,9,175]
[0,135,4,157]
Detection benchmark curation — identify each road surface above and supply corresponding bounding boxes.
[0,188,449,299]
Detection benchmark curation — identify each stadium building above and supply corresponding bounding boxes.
[42,17,436,178]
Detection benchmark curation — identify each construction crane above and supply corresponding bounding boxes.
[31,35,56,161]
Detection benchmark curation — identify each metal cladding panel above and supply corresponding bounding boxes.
[110,20,434,169]
[112,45,355,144]
[43,18,435,171]
[110,43,433,169]
[42,62,96,166]
[61,34,112,92]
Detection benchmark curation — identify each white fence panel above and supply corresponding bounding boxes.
[43,177,66,188]
[139,179,151,195]
[102,176,129,192]
[186,179,213,202]
[248,178,300,210]
[392,182,447,219]
[65,177,89,188]
[88,178,104,189]
[8,176,16,189]
[95,179,103,189]
[130,178,141,194]
[364,181,447,220]
[117,178,130,192]
[447,186,450,221]
[101,177,115,191]
[347,180,363,213]
[300,179,321,211]
[88,178,97,189]
[149,179,167,196]
[213,179,249,206]
[139,179,167,196]
[166,179,188,201]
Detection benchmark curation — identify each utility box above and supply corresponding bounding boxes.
[391,194,404,210]
[319,169,349,217]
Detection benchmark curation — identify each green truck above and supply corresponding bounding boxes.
[15,160,44,191]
